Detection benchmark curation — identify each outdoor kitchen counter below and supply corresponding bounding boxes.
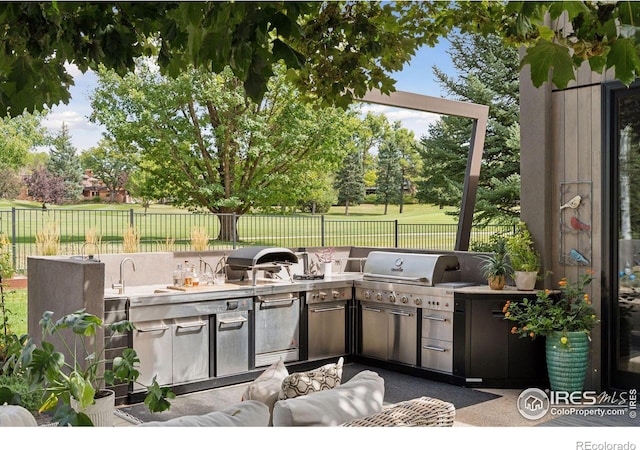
[104,272,363,305]
[453,285,548,296]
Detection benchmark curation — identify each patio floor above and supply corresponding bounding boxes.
[116,362,638,428]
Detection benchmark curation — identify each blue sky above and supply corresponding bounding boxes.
[42,41,454,152]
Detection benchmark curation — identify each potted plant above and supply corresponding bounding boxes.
[506,221,541,290]
[476,237,513,290]
[503,270,599,392]
[20,309,175,426]
[315,247,335,279]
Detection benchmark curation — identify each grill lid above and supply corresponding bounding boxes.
[226,246,298,270]
[362,251,460,286]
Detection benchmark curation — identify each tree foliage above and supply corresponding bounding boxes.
[336,150,365,216]
[417,33,520,225]
[90,64,353,239]
[375,122,418,215]
[0,112,49,170]
[46,124,83,202]
[22,165,65,205]
[80,139,132,203]
[4,2,639,117]
[0,168,22,199]
[0,2,430,117]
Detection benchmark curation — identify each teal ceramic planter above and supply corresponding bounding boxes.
[545,331,590,393]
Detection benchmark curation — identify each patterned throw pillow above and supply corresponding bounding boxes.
[278,357,344,400]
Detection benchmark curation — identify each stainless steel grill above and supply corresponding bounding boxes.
[355,251,474,372]
[362,251,461,286]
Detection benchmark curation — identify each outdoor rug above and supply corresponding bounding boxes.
[119,362,501,423]
[342,363,501,410]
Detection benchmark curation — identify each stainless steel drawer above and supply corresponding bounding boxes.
[421,310,453,341]
[421,337,453,373]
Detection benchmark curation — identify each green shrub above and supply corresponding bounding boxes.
[364,194,378,204]
[0,233,14,279]
[0,374,44,414]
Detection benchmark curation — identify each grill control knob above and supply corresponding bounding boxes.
[389,294,396,303]
[332,290,340,299]
[376,293,383,301]
[319,292,327,300]
[415,298,423,306]
[364,291,371,299]
[401,296,409,304]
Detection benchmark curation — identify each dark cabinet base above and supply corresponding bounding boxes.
[453,291,548,389]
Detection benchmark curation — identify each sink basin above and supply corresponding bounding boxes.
[104,284,172,298]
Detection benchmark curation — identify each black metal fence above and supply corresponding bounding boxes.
[0,208,515,272]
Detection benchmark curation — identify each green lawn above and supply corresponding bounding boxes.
[323,203,458,224]
[0,199,458,224]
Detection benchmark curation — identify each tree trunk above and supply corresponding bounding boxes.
[216,213,239,242]
[344,199,350,216]
[399,172,404,214]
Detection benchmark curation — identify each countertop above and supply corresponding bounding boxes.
[454,284,543,295]
[105,274,547,308]
[105,272,363,305]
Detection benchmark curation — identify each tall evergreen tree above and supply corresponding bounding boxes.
[376,122,418,214]
[376,127,403,215]
[47,123,83,202]
[336,150,365,216]
[417,33,520,225]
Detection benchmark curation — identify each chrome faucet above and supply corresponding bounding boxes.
[112,257,136,295]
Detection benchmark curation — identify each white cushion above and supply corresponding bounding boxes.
[138,400,269,427]
[241,358,288,423]
[272,370,385,427]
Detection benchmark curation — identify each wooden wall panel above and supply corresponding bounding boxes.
[548,79,603,390]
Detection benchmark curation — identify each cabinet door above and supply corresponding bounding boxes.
[468,299,509,379]
[132,320,172,391]
[308,303,346,360]
[388,308,417,365]
[360,305,388,360]
[216,311,249,376]
[173,317,209,383]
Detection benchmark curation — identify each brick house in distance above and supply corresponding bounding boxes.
[81,169,129,203]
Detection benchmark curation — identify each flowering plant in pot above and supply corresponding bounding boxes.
[503,270,599,392]
[315,247,336,278]
[20,309,175,426]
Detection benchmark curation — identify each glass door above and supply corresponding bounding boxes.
[604,82,640,390]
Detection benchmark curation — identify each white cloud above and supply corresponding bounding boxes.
[64,62,84,79]
[42,110,91,130]
[358,104,441,140]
